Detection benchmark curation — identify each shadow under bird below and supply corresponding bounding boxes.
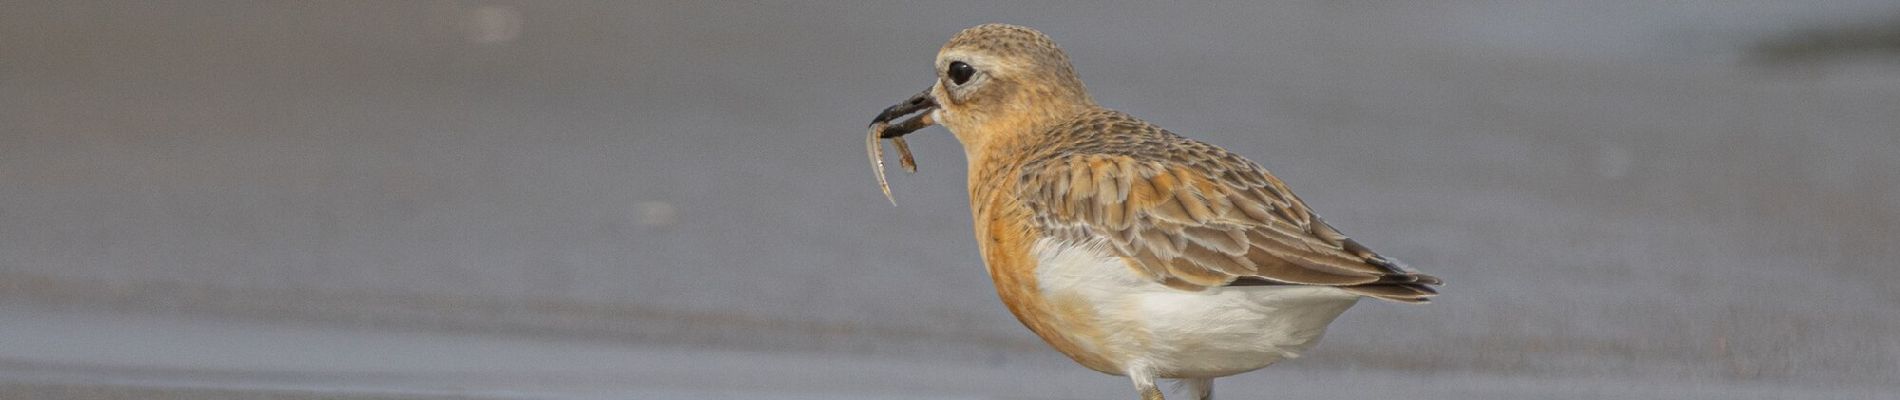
[866,24,1441,400]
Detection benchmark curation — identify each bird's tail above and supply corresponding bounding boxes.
[1342,272,1441,303]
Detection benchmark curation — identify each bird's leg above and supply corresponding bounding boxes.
[1181,378,1213,400]
[1139,385,1164,400]
[1128,365,1163,400]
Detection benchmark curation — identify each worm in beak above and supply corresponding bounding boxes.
[866,88,939,205]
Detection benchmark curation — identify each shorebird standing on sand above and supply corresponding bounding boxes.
[867,24,1441,400]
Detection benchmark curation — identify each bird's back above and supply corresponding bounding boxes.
[989,108,1440,300]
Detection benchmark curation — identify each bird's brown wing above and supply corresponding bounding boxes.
[1016,126,1440,302]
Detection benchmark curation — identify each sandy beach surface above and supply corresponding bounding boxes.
[3,1,1898,398]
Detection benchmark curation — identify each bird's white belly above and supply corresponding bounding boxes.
[1031,238,1361,378]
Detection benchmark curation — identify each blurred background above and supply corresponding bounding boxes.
[3,1,1898,399]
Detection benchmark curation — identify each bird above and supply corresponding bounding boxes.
[867,24,1441,400]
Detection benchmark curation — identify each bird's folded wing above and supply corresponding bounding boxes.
[1017,142,1440,298]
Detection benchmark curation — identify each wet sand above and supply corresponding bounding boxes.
[2,1,1898,398]
[1,308,1892,399]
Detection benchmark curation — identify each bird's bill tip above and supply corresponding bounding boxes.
[868,88,939,138]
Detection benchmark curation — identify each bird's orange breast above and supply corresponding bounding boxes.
[972,175,1125,375]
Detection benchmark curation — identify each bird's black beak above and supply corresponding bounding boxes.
[869,88,938,138]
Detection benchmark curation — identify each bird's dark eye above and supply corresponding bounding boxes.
[948,61,976,85]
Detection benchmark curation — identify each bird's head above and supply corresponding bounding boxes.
[870,24,1096,152]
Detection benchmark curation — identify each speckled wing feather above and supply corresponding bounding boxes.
[1017,111,1441,302]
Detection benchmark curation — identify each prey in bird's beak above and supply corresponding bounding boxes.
[870,89,939,136]
[866,88,940,205]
